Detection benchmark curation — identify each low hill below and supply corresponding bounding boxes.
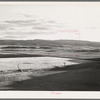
[0,39,100,47]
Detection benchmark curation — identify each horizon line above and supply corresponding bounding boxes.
[0,39,100,43]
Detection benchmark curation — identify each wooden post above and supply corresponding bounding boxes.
[64,62,66,66]
[17,63,23,72]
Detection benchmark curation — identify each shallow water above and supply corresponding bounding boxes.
[0,57,78,71]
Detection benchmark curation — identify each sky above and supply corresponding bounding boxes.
[0,2,100,42]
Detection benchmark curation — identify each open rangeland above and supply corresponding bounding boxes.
[0,40,100,90]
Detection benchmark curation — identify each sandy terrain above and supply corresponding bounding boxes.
[0,58,100,91]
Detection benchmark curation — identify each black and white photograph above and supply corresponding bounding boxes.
[0,2,100,91]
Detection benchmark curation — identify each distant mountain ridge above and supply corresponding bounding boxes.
[0,39,100,47]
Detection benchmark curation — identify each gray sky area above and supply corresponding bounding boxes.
[0,2,100,42]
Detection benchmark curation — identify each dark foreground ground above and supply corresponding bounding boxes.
[6,58,100,91]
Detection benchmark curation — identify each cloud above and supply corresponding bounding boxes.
[4,35,20,39]
[0,16,68,40]
[0,18,61,32]
[85,26,100,30]
[0,24,9,30]
[32,26,50,30]
[5,20,38,26]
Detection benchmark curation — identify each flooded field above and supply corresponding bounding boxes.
[0,57,78,71]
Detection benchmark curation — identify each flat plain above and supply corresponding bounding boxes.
[0,39,100,90]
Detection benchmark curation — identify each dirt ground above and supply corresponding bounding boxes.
[0,58,100,91]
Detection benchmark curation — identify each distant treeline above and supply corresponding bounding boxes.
[1,46,52,49]
[0,54,46,58]
[68,49,100,52]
